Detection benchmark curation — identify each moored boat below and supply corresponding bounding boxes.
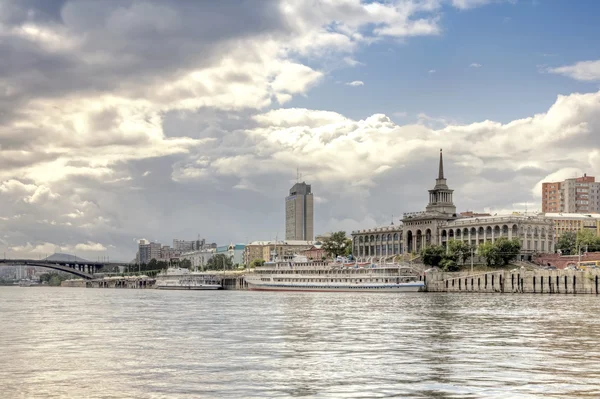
[155,267,222,290]
[244,255,424,292]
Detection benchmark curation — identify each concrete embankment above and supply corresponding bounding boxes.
[425,269,600,294]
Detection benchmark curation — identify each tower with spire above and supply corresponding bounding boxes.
[425,149,456,216]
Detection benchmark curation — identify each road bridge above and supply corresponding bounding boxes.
[0,259,126,280]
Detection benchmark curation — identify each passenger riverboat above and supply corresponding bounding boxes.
[244,256,424,292]
[155,267,222,290]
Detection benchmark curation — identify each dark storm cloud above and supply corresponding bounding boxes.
[0,0,289,106]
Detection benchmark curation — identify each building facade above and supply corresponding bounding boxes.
[542,174,600,213]
[285,182,314,241]
[138,240,162,264]
[180,249,215,270]
[244,240,318,265]
[543,213,600,238]
[352,150,555,260]
[216,244,246,266]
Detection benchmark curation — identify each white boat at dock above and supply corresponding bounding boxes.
[244,255,424,292]
[155,267,222,290]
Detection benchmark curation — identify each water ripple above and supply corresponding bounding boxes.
[1,287,600,398]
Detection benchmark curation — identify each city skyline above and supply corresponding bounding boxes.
[0,1,599,261]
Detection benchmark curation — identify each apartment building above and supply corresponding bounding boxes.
[542,174,600,213]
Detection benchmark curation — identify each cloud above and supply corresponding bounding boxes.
[469,63,482,68]
[549,60,600,81]
[74,241,107,252]
[452,0,514,9]
[0,0,573,261]
[428,69,436,73]
[345,80,364,86]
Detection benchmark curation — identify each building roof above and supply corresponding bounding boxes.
[544,213,600,220]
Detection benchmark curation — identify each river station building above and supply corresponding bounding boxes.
[351,150,554,261]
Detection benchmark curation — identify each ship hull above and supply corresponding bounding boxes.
[246,282,423,293]
[155,285,221,290]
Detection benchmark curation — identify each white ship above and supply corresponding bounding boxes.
[155,267,222,290]
[244,255,425,292]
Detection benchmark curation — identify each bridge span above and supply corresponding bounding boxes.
[0,259,126,280]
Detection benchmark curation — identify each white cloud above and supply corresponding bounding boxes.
[343,57,364,67]
[452,0,513,9]
[345,80,364,86]
[74,241,108,252]
[0,0,575,260]
[428,69,436,73]
[469,63,482,68]
[9,242,63,255]
[549,60,600,81]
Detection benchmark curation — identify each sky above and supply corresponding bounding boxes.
[1,0,600,262]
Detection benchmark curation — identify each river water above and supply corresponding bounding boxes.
[0,287,599,398]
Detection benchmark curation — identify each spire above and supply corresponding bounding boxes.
[438,148,444,180]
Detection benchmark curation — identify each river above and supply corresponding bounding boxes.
[0,287,599,398]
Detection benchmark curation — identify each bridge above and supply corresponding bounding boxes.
[0,259,126,280]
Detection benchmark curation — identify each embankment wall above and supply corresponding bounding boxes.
[426,269,600,294]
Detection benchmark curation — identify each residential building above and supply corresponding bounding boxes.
[352,150,554,261]
[138,240,168,264]
[542,174,600,213]
[244,240,318,265]
[299,246,326,261]
[285,182,314,241]
[543,213,600,238]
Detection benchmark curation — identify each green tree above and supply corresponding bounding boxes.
[576,230,600,252]
[556,231,576,254]
[421,245,445,267]
[447,240,473,264]
[148,258,158,270]
[322,231,352,259]
[478,241,500,267]
[250,259,265,268]
[40,272,70,286]
[494,237,521,265]
[440,258,459,272]
[179,259,192,269]
[206,254,233,270]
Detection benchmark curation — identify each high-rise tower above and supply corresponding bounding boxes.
[285,182,314,241]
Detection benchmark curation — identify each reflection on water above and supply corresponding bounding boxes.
[1,287,599,398]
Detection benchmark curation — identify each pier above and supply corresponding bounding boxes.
[425,268,600,294]
[61,271,248,290]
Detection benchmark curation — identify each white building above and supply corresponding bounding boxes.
[180,249,216,270]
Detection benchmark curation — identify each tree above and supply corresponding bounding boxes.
[447,240,472,264]
[179,259,192,269]
[440,258,459,272]
[250,259,265,268]
[494,237,521,265]
[478,241,500,267]
[478,238,521,267]
[206,254,233,270]
[421,245,445,267]
[576,230,600,252]
[322,231,352,259]
[556,231,576,254]
[148,258,158,270]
